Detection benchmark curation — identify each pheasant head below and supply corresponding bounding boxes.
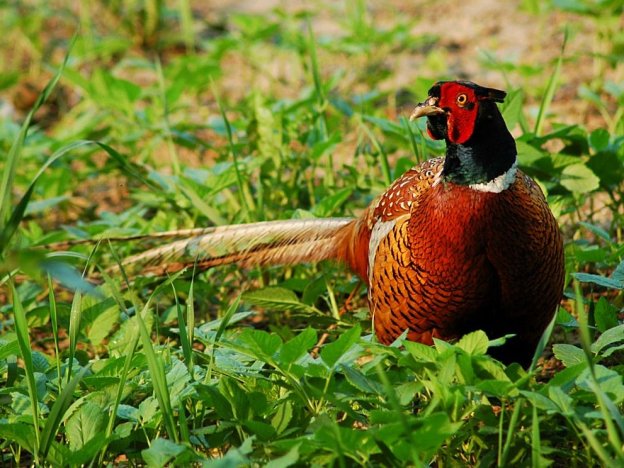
[411,80,516,189]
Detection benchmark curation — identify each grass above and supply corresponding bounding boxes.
[1,0,623,466]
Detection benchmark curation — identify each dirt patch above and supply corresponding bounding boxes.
[198,0,621,131]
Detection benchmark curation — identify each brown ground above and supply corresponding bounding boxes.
[2,1,622,131]
[201,0,621,131]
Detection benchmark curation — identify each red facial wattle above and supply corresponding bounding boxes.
[436,82,480,145]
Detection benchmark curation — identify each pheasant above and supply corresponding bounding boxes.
[120,80,565,366]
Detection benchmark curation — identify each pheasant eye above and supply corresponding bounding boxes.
[456,93,468,107]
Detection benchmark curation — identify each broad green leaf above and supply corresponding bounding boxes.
[0,422,37,453]
[404,340,438,362]
[40,367,87,458]
[279,327,317,364]
[42,260,102,298]
[548,362,587,388]
[271,401,293,435]
[516,141,545,166]
[612,260,624,282]
[412,412,462,454]
[573,272,623,290]
[520,390,559,412]
[579,222,612,243]
[141,437,188,468]
[311,187,353,217]
[89,69,141,105]
[555,307,578,327]
[202,437,253,467]
[548,386,575,416]
[238,329,282,361]
[24,196,68,215]
[116,404,139,422]
[577,365,624,404]
[591,324,624,357]
[342,364,382,394]
[166,359,192,407]
[265,444,300,468]
[244,420,277,441]
[456,330,489,355]
[320,324,361,368]
[560,163,600,193]
[309,133,340,160]
[87,303,119,347]
[243,287,318,313]
[594,297,619,333]
[589,128,610,151]
[395,381,422,405]
[476,379,515,397]
[552,343,585,367]
[138,397,160,424]
[65,401,105,451]
[0,339,19,360]
[64,435,111,467]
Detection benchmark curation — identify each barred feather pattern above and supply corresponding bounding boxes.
[121,218,357,275]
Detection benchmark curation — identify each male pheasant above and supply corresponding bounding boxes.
[123,80,565,366]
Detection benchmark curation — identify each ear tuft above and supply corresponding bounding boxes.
[478,87,506,103]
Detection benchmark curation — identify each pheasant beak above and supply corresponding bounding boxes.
[409,96,445,120]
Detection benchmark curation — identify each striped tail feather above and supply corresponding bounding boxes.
[119,218,357,275]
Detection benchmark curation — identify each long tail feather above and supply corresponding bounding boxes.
[120,218,356,275]
[45,227,223,251]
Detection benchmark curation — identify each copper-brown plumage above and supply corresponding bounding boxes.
[115,80,565,366]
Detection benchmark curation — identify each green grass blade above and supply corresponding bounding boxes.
[534,27,568,136]
[307,18,325,115]
[97,269,141,465]
[47,275,62,386]
[40,366,88,460]
[172,281,193,376]
[586,378,624,462]
[1,140,96,255]
[499,399,522,466]
[1,135,169,258]
[573,280,593,361]
[137,304,178,442]
[578,421,616,466]
[206,295,241,383]
[178,401,191,445]
[67,291,82,383]
[306,19,332,186]
[155,57,181,176]
[10,278,41,462]
[0,36,74,227]
[186,273,195,360]
[178,0,195,52]
[95,142,161,191]
[402,116,423,164]
[529,314,556,373]
[360,123,392,185]
[531,405,541,467]
[211,81,255,221]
